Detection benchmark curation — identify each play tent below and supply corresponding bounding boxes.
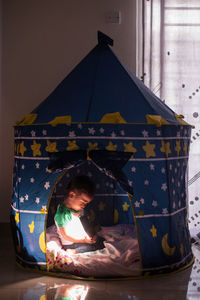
[10,31,194,279]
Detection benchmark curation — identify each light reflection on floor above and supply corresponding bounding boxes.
[1,224,200,299]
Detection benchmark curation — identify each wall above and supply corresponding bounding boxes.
[1,0,137,222]
[0,0,2,219]
[0,0,4,221]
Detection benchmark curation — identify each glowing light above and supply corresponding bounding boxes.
[66,214,90,240]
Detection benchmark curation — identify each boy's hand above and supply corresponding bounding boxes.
[84,235,97,244]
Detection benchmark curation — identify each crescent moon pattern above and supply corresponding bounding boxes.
[40,295,47,300]
[161,233,176,256]
[39,232,46,253]
[114,209,119,224]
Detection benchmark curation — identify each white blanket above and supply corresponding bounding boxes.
[46,224,141,277]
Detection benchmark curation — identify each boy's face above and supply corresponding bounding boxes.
[66,190,93,211]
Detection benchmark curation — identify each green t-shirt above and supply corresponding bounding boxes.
[55,297,71,300]
[54,204,77,227]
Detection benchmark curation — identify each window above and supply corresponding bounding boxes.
[138,0,200,230]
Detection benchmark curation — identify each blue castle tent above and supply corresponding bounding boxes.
[10,31,194,279]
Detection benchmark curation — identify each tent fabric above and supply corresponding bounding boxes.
[48,150,133,195]
[16,32,188,126]
[11,32,193,278]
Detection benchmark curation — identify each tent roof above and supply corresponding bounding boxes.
[16,31,191,127]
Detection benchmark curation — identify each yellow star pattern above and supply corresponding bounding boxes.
[66,140,80,151]
[122,202,130,211]
[175,140,181,156]
[98,202,105,211]
[19,141,27,156]
[106,141,117,151]
[15,212,19,224]
[183,142,188,155]
[28,221,35,233]
[88,142,99,151]
[160,141,171,157]
[31,140,41,156]
[45,140,58,153]
[15,143,21,155]
[14,143,17,154]
[142,141,156,158]
[123,142,137,157]
[150,225,157,238]
[40,208,46,214]
[87,142,98,160]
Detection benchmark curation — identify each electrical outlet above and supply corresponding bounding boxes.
[106,11,121,24]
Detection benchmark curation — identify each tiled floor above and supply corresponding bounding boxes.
[1,223,200,300]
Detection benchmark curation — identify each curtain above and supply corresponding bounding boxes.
[139,0,200,233]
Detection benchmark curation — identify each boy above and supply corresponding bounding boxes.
[54,175,104,253]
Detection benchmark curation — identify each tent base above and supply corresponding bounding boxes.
[15,255,195,281]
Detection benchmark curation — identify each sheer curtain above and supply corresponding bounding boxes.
[138,0,200,232]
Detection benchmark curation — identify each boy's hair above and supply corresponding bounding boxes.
[66,175,95,198]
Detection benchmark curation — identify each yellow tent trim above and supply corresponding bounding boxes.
[146,114,169,127]
[15,114,37,126]
[48,116,71,127]
[100,112,127,124]
[14,113,193,128]
[174,113,194,128]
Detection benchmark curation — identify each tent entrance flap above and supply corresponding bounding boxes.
[48,150,133,195]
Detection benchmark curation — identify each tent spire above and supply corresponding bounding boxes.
[97,31,114,46]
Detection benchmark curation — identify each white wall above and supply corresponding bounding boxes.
[1,0,137,222]
[0,0,2,220]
